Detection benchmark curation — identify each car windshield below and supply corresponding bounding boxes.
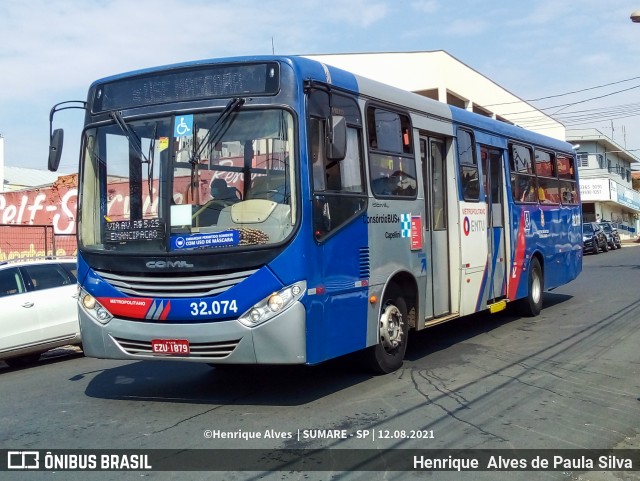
[601,224,612,232]
[582,224,594,234]
[79,108,297,254]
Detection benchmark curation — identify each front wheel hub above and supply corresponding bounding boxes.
[379,304,404,352]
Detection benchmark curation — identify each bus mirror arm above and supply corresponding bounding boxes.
[326,115,347,161]
[47,100,87,172]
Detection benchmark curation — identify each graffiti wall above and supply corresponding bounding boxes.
[0,175,78,260]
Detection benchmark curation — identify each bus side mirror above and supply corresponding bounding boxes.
[48,128,64,172]
[326,115,347,161]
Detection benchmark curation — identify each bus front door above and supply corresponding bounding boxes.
[481,147,507,301]
[421,137,450,319]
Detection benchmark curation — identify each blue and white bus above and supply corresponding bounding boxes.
[49,55,582,373]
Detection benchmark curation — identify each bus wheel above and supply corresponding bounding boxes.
[516,257,543,317]
[364,296,408,374]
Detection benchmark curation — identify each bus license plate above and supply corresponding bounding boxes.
[152,339,190,355]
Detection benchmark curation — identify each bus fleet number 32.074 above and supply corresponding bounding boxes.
[190,300,238,316]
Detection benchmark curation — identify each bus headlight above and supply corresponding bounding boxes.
[79,289,113,325]
[238,281,306,328]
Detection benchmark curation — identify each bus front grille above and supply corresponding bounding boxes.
[113,337,241,358]
[94,268,258,298]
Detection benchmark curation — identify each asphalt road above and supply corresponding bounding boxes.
[1,246,639,481]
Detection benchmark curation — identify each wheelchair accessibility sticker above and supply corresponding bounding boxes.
[174,115,193,137]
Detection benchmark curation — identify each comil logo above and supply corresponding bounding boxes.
[8,451,39,469]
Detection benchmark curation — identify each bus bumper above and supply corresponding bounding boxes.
[78,302,307,364]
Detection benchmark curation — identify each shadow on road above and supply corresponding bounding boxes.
[405,292,572,363]
[79,293,573,406]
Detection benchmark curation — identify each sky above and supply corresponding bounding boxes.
[2,0,640,173]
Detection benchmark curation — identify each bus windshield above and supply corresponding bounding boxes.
[79,108,297,254]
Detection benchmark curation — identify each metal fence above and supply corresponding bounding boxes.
[0,224,77,261]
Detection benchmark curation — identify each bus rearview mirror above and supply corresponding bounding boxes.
[326,115,347,161]
[48,128,64,172]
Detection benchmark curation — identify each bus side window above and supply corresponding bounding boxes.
[509,143,537,204]
[557,155,578,205]
[535,149,560,204]
[367,106,416,199]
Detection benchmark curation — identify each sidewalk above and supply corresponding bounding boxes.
[621,238,640,246]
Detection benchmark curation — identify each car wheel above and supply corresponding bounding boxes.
[592,243,599,255]
[5,353,41,368]
[602,241,609,252]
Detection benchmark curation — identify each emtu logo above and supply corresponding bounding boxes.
[8,451,39,469]
[463,216,471,236]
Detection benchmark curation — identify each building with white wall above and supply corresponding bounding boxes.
[567,129,640,237]
[306,51,566,140]
[1,166,61,192]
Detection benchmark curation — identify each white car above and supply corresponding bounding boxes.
[0,258,80,368]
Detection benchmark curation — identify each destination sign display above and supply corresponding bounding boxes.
[105,219,164,242]
[92,62,280,113]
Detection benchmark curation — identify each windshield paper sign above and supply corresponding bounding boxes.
[170,230,240,250]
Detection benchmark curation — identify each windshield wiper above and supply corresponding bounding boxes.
[189,97,245,165]
[110,111,158,207]
[146,122,158,205]
[110,110,151,164]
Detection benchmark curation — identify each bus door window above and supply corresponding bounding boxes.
[421,135,450,318]
[481,146,507,301]
[430,140,447,230]
[481,148,489,202]
[480,146,504,219]
[457,129,479,201]
[308,90,366,240]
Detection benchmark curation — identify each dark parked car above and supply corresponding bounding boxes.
[582,222,608,254]
[600,221,622,250]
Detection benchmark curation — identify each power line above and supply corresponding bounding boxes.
[515,102,640,125]
[483,75,640,107]
[528,75,640,102]
[495,84,640,117]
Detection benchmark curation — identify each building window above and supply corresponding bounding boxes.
[577,152,589,167]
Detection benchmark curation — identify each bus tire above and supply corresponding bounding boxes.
[516,257,543,317]
[363,295,409,374]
